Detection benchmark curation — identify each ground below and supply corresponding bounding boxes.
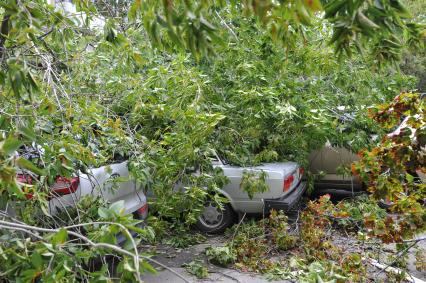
[140,223,426,282]
[140,234,290,283]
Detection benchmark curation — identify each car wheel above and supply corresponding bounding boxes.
[196,201,235,234]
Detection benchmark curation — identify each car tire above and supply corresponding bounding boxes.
[196,201,235,234]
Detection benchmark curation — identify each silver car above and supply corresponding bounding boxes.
[13,161,148,220]
[194,155,306,233]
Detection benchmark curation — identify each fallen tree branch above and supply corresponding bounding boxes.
[403,236,426,243]
[366,257,426,283]
[0,219,191,283]
[230,212,246,249]
[0,224,44,240]
[214,11,238,42]
[375,238,421,278]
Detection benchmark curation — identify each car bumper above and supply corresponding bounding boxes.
[263,181,307,213]
[314,179,363,191]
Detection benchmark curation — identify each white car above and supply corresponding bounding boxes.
[147,153,306,233]
[196,155,305,233]
[14,161,148,220]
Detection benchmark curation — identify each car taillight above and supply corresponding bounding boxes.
[51,176,79,196]
[135,203,149,220]
[283,175,294,192]
[137,203,148,214]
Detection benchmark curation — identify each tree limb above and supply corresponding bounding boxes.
[367,257,426,283]
[0,219,191,283]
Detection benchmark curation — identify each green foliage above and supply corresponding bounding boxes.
[334,194,387,226]
[207,206,371,281]
[239,170,269,199]
[300,194,388,231]
[205,246,236,267]
[415,247,426,271]
[164,231,206,249]
[340,253,366,282]
[268,211,297,251]
[400,0,426,92]
[132,0,425,64]
[354,92,425,243]
[0,0,424,280]
[0,200,153,281]
[229,211,298,273]
[298,261,347,283]
[40,195,106,227]
[183,260,209,279]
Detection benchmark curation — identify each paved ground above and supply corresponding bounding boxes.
[141,267,278,283]
[139,232,295,283]
[140,235,290,283]
[139,231,425,283]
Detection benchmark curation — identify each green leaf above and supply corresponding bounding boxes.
[104,165,112,174]
[18,126,36,141]
[52,228,68,245]
[140,260,157,274]
[123,237,141,251]
[99,232,116,244]
[16,157,45,175]
[26,72,39,92]
[109,200,125,216]
[389,0,411,17]
[128,0,141,21]
[0,71,5,85]
[124,224,145,234]
[324,0,346,18]
[21,269,39,281]
[2,136,22,156]
[133,51,145,66]
[406,173,414,183]
[7,182,25,198]
[98,207,110,219]
[123,260,136,272]
[30,252,43,269]
[304,0,322,11]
